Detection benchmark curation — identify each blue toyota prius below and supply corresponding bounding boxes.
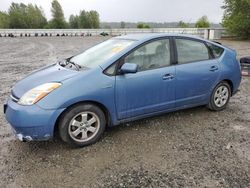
[4,34,241,147]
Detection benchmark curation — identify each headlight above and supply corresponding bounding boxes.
[18,83,62,106]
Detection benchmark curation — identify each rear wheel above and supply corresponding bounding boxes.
[59,104,106,147]
[208,82,231,111]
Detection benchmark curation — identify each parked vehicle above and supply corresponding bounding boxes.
[4,34,242,147]
[100,32,109,36]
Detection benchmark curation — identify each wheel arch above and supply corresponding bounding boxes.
[53,100,112,137]
[221,79,234,96]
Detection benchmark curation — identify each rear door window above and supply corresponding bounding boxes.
[176,39,210,64]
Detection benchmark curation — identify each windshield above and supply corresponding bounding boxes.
[70,39,135,69]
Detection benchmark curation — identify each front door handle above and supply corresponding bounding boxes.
[210,65,219,72]
[163,74,174,80]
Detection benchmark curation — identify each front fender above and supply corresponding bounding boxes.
[37,69,117,124]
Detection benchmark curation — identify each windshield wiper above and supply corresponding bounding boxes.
[63,57,82,71]
[67,60,81,71]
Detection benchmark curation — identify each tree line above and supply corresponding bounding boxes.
[115,16,211,29]
[135,16,211,29]
[170,16,210,29]
[0,0,100,29]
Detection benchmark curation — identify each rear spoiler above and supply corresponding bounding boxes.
[212,41,222,45]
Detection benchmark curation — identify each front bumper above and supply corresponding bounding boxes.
[4,98,65,141]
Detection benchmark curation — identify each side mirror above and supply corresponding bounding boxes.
[120,63,138,74]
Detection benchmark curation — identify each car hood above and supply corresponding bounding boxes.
[12,63,79,99]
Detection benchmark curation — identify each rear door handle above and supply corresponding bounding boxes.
[210,65,219,72]
[163,74,174,80]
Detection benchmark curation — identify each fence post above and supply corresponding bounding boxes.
[204,29,211,39]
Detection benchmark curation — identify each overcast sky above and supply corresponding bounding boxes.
[0,0,224,23]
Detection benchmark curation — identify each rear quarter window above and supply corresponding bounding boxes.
[207,43,224,58]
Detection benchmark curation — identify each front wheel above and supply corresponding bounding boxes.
[58,104,106,147]
[207,82,231,111]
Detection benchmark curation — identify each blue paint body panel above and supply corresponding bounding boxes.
[5,98,65,140]
[4,34,242,141]
[115,66,175,119]
[175,59,221,107]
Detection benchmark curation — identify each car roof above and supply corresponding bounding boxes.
[114,33,204,41]
[114,33,229,51]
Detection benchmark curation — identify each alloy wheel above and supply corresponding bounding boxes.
[68,111,100,143]
[214,86,229,108]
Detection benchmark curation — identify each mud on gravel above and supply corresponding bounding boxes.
[0,37,249,188]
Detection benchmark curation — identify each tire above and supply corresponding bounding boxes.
[208,82,231,111]
[58,104,106,147]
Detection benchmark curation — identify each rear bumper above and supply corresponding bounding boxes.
[4,98,65,141]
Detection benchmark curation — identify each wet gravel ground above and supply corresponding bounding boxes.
[0,37,249,188]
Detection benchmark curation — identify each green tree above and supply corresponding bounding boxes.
[78,10,90,28]
[69,14,79,28]
[0,11,9,28]
[78,10,100,29]
[50,0,67,28]
[137,23,150,29]
[8,3,46,28]
[137,23,144,28]
[195,16,210,28]
[222,0,250,39]
[8,3,28,28]
[177,21,189,28]
[26,4,47,28]
[88,10,100,28]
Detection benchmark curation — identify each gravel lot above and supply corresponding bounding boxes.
[0,37,249,188]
